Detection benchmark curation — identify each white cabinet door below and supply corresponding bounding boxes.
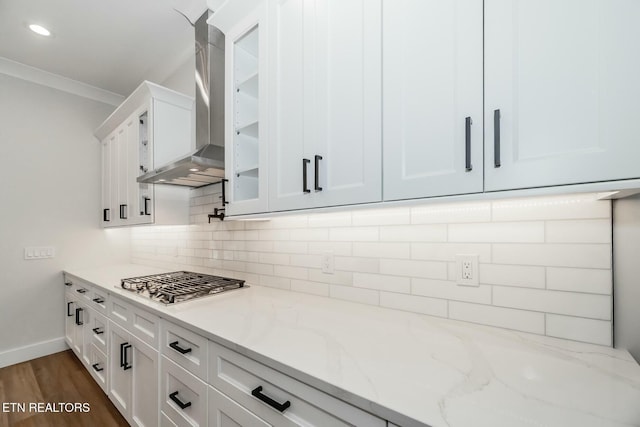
[109,322,132,419]
[116,125,130,223]
[310,0,382,208]
[226,5,270,216]
[269,0,382,212]
[485,0,640,191]
[208,386,271,427]
[268,0,308,212]
[101,138,112,226]
[80,305,93,367]
[383,0,483,201]
[130,335,159,427]
[64,294,76,348]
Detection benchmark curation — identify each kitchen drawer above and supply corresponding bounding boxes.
[161,356,208,427]
[90,311,109,354]
[162,411,179,427]
[67,277,93,303]
[90,288,108,315]
[209,386,270,427]
[108,295,159,348]
[208,341,385,427]
[161,320,208,381]
[88,344,108,393]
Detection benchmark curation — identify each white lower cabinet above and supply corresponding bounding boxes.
[108,321,159,427]
[209,386,270,427]
[161,356,208,427]
[208,341,385,427]
[88,344,108,393]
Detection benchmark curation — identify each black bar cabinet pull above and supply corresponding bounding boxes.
[302,159,311,193]
[92,363,103,372]
[169,391,192,410]
[103,208,110,222]
[169,341,192,355]
[92,297,104,304]
[465,117,473,171]
[92,327,104,335]
[144,198,151,215]
[121,343,132,370]
[221,178,228,205]
[76,288,86,294]
[75,308,83,326]
[119,204,127,220]
[251,386,291,412]
[64,282,72,287]
[67,302,74,317]
[494,109,501,168]
[314,155,323,191]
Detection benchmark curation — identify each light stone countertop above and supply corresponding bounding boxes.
[63,264,640,427]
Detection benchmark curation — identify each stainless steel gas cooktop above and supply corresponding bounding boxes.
[120,271,245,304]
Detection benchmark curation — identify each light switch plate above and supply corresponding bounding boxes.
[24,246,55,260]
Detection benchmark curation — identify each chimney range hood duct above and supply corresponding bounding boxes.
[137,10,225,188]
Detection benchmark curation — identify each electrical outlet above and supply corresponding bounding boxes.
[321,251,334,274]
[456,254,479,286]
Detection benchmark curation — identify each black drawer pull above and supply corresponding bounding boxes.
[251,386,291,412]
[494,109,501,168]
[120,204,128,220]
[64,282,72,287]
[103,208,110,222]
[120,342,132,370]
[92,363,103,372]
[75,308,84,326]
[144,197,151,215]
[76,288,87,294]
[169,391,192,410]
[302,158,311,193]
[92,327,104,335]
[169,341,192,355]
[465,116,472,171]
[67,302,74,317]
[314,155,323,191]
[92,297,104,304]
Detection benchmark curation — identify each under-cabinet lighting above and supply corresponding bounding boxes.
[189,168,199,172]
[29,24,51,37]
[157,179,166,182]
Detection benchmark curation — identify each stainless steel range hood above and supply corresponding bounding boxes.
[138,10,225,188]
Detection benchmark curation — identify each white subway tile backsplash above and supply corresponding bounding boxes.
[380,259,447,280]
[329,227,379,242]
[329,285,380,306]
[352,207,410,226]
[131,193,614,346]
[480,264,546,289]
[449,302,545,334]
[379,224,447,242]
[493,243,611,268]
[411,202,491,224]
[411,243,491,263]
[448,222,544,243]
[353,242,410,259]
[379,292,447,317]
[493,287,611,320]
[353,273,410,293]
[546,267,612,295]
[412,279,492,304]
[546,315,612,346]
[545,219,611,243]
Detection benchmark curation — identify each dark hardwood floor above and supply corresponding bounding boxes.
[0,350,128,426]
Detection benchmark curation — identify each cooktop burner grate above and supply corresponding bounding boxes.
[120,271,245,304]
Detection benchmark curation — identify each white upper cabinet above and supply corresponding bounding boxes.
[383,0,483,201]
[484,0,640,191]
[95,82,192,227]
[268,0,382,212]
[212,0,270,216]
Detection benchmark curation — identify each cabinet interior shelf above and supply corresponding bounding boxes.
[236,166,259,178]
[236,120,259,138]
[237,72,259,98]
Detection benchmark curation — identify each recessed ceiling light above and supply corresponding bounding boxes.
[29,24,51,37]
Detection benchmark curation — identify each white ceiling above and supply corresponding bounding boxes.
[0,0,208,96]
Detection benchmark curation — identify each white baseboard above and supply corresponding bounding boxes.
[0,337,69,369]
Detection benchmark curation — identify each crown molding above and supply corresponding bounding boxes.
[0,56,124,107]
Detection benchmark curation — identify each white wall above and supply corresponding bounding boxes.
[0,74,130,366]
[160,56,195,97]
[613,196,640,362]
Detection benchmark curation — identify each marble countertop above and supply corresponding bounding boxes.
[63,264,640,427]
